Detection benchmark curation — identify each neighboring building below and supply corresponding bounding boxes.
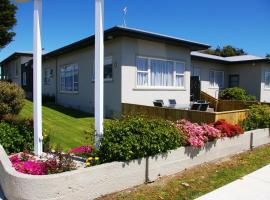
[191,52,270,102]
[41,26,209,117]
[0,52,33,85]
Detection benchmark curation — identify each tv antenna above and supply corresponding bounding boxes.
[123,6,128,27]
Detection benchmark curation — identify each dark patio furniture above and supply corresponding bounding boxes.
[197,100,207,103]
[155,99,164,106]
[169,99,177,105]
[199,103,209,111]
[153,101,163,107]
[190,103,200,110]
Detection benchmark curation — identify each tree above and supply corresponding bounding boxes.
[0,0,17,49]
[266,54,270,58]
[202,45,247,57]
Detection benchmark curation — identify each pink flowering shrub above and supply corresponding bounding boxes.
[174,120,221,148]
[69,146,93,155]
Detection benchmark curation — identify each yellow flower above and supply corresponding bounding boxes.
[87,157,93,161]
[86,162,91,167]
[95,157,100,161]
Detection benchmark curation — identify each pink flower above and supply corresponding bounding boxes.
[69,146,93,154]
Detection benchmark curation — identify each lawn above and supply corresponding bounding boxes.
[19,99,95,151]
[99,144,270,200]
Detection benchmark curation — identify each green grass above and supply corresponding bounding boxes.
[99,144,270,200]
[19,99,95,151]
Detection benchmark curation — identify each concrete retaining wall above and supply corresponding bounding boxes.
[0,128,269,200]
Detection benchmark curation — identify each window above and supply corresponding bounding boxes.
[136,57,185,88]
[22,72,27,86]
[209,70,224,88]
[92,57,113,81]
[60,64,78,92]
[229,74,240,88]
[265,71,270,89]
[15,62,19,77]
[44,69,53,85]
[192,67,201,80]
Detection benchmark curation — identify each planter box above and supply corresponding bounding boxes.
[0,128,269,200]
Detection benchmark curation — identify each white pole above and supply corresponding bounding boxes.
[94,0,104,148]
[33,0,43,156]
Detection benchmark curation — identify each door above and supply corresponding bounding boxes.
[229,74,240,87]
[190,76,201,102]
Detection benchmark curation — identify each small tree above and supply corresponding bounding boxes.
[266,54,270,58]
[202,45,247,57]
[0,81,25,117]
[0,0,17,49]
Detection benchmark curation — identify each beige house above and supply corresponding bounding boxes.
[1,27,269,116]
[191,52,270,102]
[40,26,209,117]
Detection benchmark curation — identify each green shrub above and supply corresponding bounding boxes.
[0,118,33,154]
[241,104,270,131]
[219,87,256,101]
[99,116,184,162]
[0,81,25,117]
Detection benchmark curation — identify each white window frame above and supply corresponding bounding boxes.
[209,70,224,89]
[60,64,79,93]
[92,56,113,82]
[265,71,270,89]
[44,68,53,86]
[135,56,186,90]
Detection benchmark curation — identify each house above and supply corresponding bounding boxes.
[1,26,269,117]
[0,52,33,86]
[191,52,270,102]
[40,26,209,117]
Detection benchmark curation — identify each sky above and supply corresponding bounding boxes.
[1,0,270,61]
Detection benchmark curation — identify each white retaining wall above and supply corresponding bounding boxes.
[0,128,269,200]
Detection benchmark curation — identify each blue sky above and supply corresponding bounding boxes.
[1,0,270,61]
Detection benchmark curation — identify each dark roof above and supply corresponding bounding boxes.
[44,26,210,59]
[0,52,32,65]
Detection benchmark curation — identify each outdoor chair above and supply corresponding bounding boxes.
[199,103,209,111]
[190,103,200,110]
[155,99,164,106]
[153,101,163,107]
[197,100,207,103]
[168,99,177,107]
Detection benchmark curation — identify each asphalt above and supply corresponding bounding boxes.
[195,164,270,200]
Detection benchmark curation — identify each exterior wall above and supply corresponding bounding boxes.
[43,38,122,117]
[260,63,270,102]
[191,60,228,98]
[43,59,57,96]
[121,37,191,107]
[228,62,262,100]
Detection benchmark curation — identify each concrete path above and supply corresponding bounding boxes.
[196,164,270,200]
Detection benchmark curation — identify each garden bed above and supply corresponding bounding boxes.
[0,128,269,200]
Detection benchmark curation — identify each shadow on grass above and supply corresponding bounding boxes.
[43,103,92,119]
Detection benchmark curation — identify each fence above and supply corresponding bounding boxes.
[200,91,270,112]
[122,103,247,124]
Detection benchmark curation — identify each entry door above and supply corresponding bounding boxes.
[229,74,240,87]
[190,76,201,102]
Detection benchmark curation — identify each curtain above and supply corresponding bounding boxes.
[151,59,173,86]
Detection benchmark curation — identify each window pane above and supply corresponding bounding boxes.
[104,64,112,79]
[137,72,148,86]
[136,57,148,72]
[176,62,185,74]
[266,72,270,88]
[150,59,173,86]
[176,75,184,87]
[215,71,224,88]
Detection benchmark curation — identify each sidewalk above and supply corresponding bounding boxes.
[196,164,270,200]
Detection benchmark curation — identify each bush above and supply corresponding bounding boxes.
[219,87,256,101]
[0,118,33,154]
[0,81,25,117]
[241,104,270,131]
[213,119,243,137]
[99,116,183,162]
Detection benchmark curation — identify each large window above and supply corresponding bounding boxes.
[136,57,185,88]
[60,64,78,92]
[209,70,224,88]
[44,69,53,85]
[265,71,270,89]
[229,74,240,88]
[22,72,27,86]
